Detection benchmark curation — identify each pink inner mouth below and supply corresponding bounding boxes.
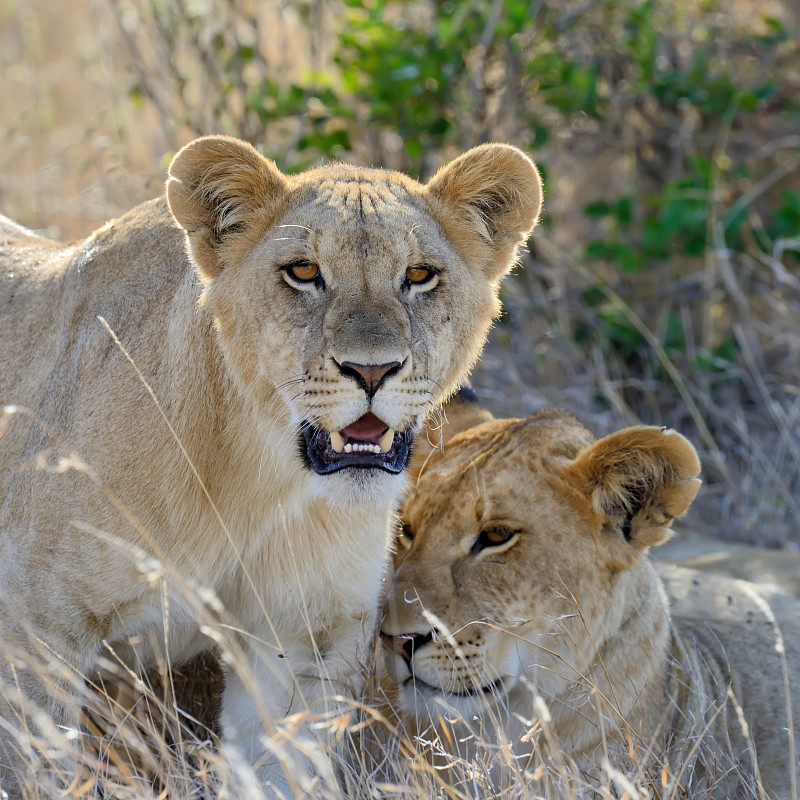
[340,412,389,445]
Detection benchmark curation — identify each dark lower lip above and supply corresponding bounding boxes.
[299,423,414,475]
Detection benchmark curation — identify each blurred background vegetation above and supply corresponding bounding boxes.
[1,0,798,546]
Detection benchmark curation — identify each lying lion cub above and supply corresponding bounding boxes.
[381,407,800,798]
[0,137,542,797]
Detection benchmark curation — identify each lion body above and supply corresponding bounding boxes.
[0,137,542,796]
[382,411,800,798]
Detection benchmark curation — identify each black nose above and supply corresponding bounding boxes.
[336,360,402,399]
[380,631,433,667]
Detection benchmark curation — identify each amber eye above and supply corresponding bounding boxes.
[472,527,518,554]
[404,265,436,286]
[286,262,320,283]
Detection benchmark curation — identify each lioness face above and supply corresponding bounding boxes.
[167,137,543,502]
[381,413,701,717]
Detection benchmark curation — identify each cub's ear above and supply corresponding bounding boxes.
[565,426,701,553]
[166,135,288,280]
[425,144,543,282]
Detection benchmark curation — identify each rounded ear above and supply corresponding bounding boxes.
[166,136,288,280]
[566,426,702,552]
[425,143,543,282]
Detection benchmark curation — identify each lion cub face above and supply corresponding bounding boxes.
[381,412,701,716]
[165,137,542,501]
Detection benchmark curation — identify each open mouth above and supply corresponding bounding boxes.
[300,412,413,475]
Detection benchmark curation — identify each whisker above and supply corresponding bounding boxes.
[277,224,313,234]
[264,375,308,404]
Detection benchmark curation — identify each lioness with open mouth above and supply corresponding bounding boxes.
[382,406,800,798]
[0,136,542,797]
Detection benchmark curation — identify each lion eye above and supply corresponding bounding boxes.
[397,522,414,548]
[286,262,320,283]
[472,527,518,554]
[403,265,437,287]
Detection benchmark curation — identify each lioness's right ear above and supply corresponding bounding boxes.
[166,136,288,280]
[565,426,702,554]
[425,144,543,282]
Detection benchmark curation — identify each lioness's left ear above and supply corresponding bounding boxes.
[166,135,288,280]
[566,426,701,551]
[425,144,543,281]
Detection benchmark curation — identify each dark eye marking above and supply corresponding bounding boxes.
[471,527,519,554]
[395,521,414,547]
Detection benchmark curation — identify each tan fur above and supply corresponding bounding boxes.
[382,412,800,798]
[412,384,495,473]
[0,136,543,797]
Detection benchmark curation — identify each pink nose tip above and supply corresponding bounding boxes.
[338,360,402,398]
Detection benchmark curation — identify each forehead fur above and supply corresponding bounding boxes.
[233,168,434,270]
[290,166,428,218]
[417,410,595,489]
[277,172,445,260]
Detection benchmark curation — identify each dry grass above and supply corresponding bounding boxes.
[1,580,794,800]
[1,0,799,797]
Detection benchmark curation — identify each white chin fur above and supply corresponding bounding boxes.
[398,674,517,723]
[307,467,408,507]
[399,681,478,722]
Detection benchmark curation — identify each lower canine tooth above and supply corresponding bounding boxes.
[379,428,395,453]
[330,431,345,453]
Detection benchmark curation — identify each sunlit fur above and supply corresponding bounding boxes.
[382,408,800,798]
[0,135,542,796]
